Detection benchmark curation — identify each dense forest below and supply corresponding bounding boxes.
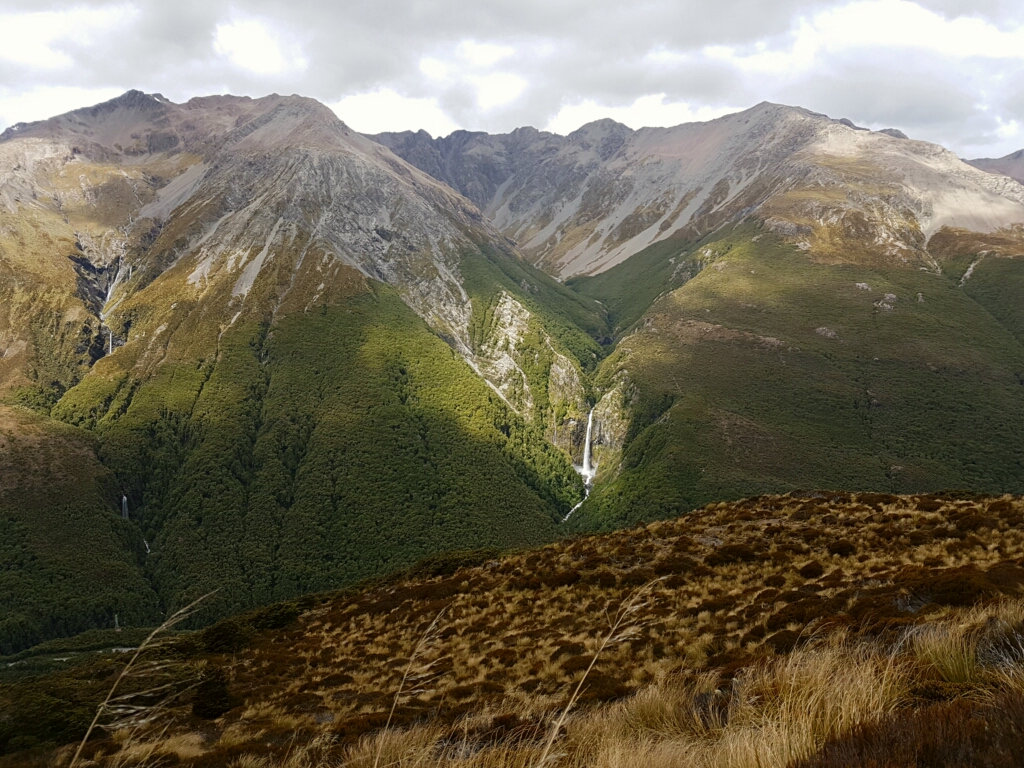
[39,285,581,635]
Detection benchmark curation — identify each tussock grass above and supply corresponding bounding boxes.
[87,599,1024,768]
[203,602,1023,767]
[10,493,1024,767]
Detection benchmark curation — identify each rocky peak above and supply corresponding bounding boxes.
[376,101,1024,277]
[968,148,1024,184]
[567,118,633,160]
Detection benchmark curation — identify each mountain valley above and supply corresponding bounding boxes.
[5,491,1024,767]
[1,89,1024,765]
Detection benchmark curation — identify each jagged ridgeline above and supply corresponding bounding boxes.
[0,92,604,653]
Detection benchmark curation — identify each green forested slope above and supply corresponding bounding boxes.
[570,225,1024,531]
[461,241,609,364]
[0,407,160,654]
[51,285,580,627]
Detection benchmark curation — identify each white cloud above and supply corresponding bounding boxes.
[996,118,1020,140]
[2,0,1024,157]
[328,89,460,137]
[546,94,740,134]
[214,17,308,75]
[456,40,514,67]
[419,57,451,81]
[471,73,528,110]
[0,86,126,129]
[0,5,132,70]
[419,41,525,112]
[704,0,1024,76]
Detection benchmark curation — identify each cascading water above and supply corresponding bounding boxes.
[581,408,595,483]
[564,407,596,522]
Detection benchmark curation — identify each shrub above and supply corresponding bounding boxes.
[828,539,857,557]
[799,561,825,579]
[192,667,240,719]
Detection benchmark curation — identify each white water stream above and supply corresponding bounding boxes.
[564,408,596,522]
[581,408,595,483]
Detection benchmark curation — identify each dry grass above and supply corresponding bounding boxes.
[20,492,1024,767]
[208,603,1024,767]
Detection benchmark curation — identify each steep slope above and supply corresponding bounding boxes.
[375,104,1024,278]
[0,92,606,650]
[969,149,1024,184]
[377,107,1024,531]
[568,225,1024,531]
[0,406,159,655]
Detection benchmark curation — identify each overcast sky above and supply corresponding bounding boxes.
[2,0,1023,158]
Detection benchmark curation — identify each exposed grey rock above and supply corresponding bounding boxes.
[372,103,1024,279]
[968,148,1024,185]
[837,117,868,131]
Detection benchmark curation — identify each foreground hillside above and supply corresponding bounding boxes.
[5,491,1024,766]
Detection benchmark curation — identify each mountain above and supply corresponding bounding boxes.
[969,148,1024,185]
[0,91,606,653]
[377,105,1024,530]
[374,103,1024,278]
[4,491,1024,766]
[4,91,1024,657]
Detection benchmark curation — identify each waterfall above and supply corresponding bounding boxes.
[564,407,596,522]
[105,256,122,304]
[122,494,128,519]
[581,408,595,482]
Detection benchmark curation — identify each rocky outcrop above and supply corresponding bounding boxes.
[587,381,630,480]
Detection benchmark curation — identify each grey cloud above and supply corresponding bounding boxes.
[1,0,1023,156]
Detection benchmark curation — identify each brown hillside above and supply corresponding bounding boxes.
[6,491,1024,767]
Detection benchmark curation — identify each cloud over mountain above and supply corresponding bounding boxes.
[1,1,1024,157]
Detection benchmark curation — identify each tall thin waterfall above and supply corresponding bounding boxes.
[564,407,596,522]
[122,494,128,519]
[581,408,595,482]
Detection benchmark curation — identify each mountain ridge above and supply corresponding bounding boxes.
[373,102,1024,278]
[0,90,604,652]
[2,89,1024,659]
[969,148,1024,185]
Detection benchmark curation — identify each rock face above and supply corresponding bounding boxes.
[374,105,1024,277]
[969,149,1024,185]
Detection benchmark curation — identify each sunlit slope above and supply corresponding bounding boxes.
[376,104,1024,279]
[570,226,1024,531]
[0,406,159,654]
